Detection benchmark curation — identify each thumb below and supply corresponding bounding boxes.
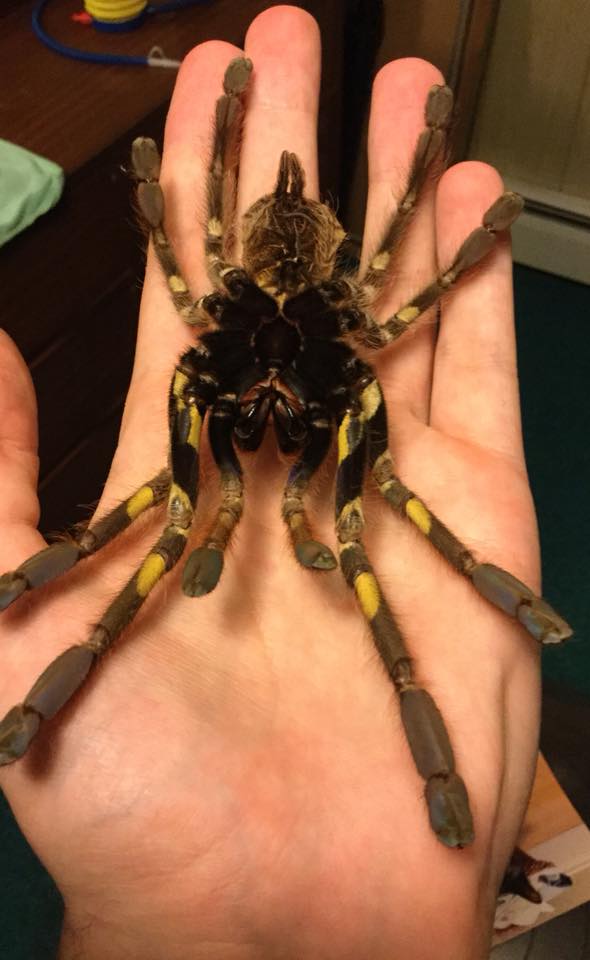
[0,330,44,566]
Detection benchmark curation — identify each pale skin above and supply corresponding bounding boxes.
[0,7,540,959]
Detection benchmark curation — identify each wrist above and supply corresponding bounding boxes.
[59,911,259,960]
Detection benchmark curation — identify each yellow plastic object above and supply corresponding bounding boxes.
[84,0,147,23]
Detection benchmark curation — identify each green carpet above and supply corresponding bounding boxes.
[0,264,588,958]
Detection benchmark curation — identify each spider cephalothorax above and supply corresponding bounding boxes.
[0,56,571,849]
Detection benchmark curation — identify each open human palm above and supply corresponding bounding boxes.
[0,8,546,959]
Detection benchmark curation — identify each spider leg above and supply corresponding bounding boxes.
[282,402,337,570]
[204,57,252,291]
[361,377,572,643]
[132,137,206,327]
[182,392,244,597]
[336,400,474,847]
[0,470,170,612]
[0,365,206,765]
[358,84,453,296]
[356,191,524,349]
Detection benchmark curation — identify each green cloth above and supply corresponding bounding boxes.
[0,140,64,246]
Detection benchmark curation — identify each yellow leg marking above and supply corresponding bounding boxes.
[355,572,380,620]
[338,413,366,463]
[207,217,223,237]
[396,305,421,324]
[187,405,202,450]
[126,485,155,520]
[337,413,352,463]
[338,413,366,464]
[338,497,363,526]
[136,553,166,597]
[173,370,189,399]
[169,275,189,294]
[406,497,432,534]
[360,380,383,419]
[370,251,390,272]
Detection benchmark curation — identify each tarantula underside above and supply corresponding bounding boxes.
[0,58,571,847]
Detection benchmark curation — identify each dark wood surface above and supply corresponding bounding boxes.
[1,0,345,175]
[0,0,348,534]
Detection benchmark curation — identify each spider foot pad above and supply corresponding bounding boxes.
[426,773,474,848]
[223,57,252,95]
[182,547,224,597]
[0,572,27,611]
[471,563,572,643]
[399,687,475,846]
[483,192,524,232]
[0,705,40,765]
[131,136,161,181]
[295,540,337,570]
[425,84,453,128]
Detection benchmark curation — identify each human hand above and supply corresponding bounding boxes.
[0,7,544,958]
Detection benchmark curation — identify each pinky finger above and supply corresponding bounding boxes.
[429,161,526,464]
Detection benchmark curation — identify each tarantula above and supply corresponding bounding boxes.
[0,57,572,847]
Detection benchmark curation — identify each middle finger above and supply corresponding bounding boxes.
[238,6,322,216]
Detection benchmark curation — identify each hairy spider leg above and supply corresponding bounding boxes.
[204,56,252,290]
[0,367,206,765]
[0,470,170,613]
[282,400,337,570]
[183,391,244,597]
[198,58,285,317]
[358,191,524,348]
[334,79,523,349]
[335,389,474,847]
[359,83,453,296]
[135,58,255,326]
[360,378,572,644]
[382,191,524,343]
[132,138,205,327]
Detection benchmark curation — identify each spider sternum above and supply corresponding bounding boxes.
[252,313,301,371]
